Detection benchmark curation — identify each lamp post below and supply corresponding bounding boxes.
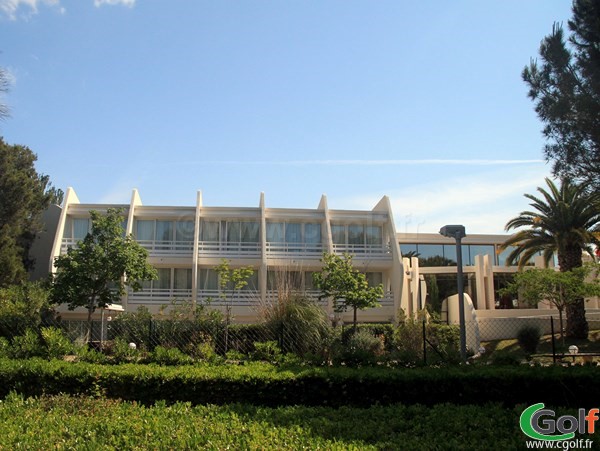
[439,225,467,363]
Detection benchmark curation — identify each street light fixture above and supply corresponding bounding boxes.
[439,224,467,363]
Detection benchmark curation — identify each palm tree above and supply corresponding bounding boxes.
[501,178,600,339]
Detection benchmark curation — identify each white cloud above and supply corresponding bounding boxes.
[204,158,543,167]
[335,165,553,235]
[0,0,59,20]
[94,0,134,7]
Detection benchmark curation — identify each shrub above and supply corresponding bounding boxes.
[11,329,44,359]
[333,329,384,367]
[251,341,282,362]
[41,327,73,359]
[75,346,108,364]
[150,346,193,366]
[111,337,140,363]
[491,349,522,366]
[517,325,542,355]
[0,337,10,358]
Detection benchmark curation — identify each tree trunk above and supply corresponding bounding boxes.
[566,298,588,339]
[353,306,357,332]
[559,246,588,339]
[86,298,94,344]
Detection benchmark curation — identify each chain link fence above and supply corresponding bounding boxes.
[1,306,599,365]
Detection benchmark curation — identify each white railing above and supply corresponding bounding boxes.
[198,241,261,258]
[128,288,193,304]
[333,291,394,309]
[265,289,327,305]
[137,240,194,256]
[332,243,392,259]
[60,238,79,253]
[265,242,324,259]
[197,289,259,306]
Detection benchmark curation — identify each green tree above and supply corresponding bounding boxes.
[214,259,255,351]
[501,264,600,344]
[501,178,600,338]
[523,0,600,190]
[313,253,384,330]
[0,281,56,339]
[0,138,61,286]
[51,208,157,341]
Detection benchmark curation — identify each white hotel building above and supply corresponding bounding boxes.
[41,187,599,327]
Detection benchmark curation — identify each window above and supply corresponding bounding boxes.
[174,268,192,290]
[305,224,321,244]
[365,226,383,246]
[198,268,219,291]
[331,225,345,244]
[200,221,219,242]
[285,223,302,244]
[63,217,91,240]
[267,223,284,242]
[366,272,383,288]
[136,220,154,241]
[175,221,195,242]
[240,222,260,243]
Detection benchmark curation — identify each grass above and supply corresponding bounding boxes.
[0,393,569,450]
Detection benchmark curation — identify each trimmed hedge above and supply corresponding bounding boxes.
[0,358,598,408]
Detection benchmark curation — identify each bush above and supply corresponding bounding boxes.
[11,329,44,359]
[333,329,384,367]
[150,346,193,366]
[491,349,522,366]
[111,337,140,363]
[41,327,73,359]
[251,341,281,362]
[75,346,108,364]
[517,325,542,355]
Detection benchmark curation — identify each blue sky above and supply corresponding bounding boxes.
[0,0,573,234]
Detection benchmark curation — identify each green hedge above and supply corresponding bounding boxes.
[0,358,598,408]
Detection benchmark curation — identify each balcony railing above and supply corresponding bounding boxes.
[331,291,394,308]
[128,288,193,304]
[265,242,324,259]
[60,238,79,253]
[196,289,259,306]
[332,243,392,259]
[265,289,327,305]
[137,240,194,256]
[198,241,261,258]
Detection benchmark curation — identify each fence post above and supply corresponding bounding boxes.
[550,316,556,364]
[422,319,427,365]
[148,318,155,352]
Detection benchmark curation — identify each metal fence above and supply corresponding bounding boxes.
[1,310,599,365]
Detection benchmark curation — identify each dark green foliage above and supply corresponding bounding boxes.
[391,319,460,365]
[0,138,60,286]
[251,341,282,362]
[517,326,542,355]
[523,0,600,189]
[333,329,384,367]
[150,346,193,366]
[40,327,73,359]
[2,359,600,409]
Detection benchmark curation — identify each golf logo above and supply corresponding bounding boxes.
[520,403,597,447]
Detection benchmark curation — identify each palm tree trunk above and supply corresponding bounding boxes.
[566,298,588,339]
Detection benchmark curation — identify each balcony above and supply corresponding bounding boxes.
[265,242,324,259]
[198,241,261,258]
[332,243,392,260]
[60,238,79,253]
[137,240,194,256]
[128,288,193,304]
[196,289,258,306]
[265,289,327,305]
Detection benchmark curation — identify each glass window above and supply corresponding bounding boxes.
[365,226,382,246]
[241,272,258,291]
[62,217,73,239]
[400,243,418,257]
[155,268,171,290]
[198,268,218,291]
[468,245,496,266]
[285,223,302,243]
[174,268,192,290]
[241,222,259,243]
[348,224,364,245]
[304,223,321,244]
[73,218,90,240]
[200,221,219,242]
[331,225,346,244]
[305,271,317,290]
[366,272,383,288]
[266,222,284,243]
[175,221,195,242]
[155,221,173,242]
[226,222,241,243]
[136,220,154,241]
[418,244,446,267]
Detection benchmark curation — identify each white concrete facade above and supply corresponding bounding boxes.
[51,188,408,323]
